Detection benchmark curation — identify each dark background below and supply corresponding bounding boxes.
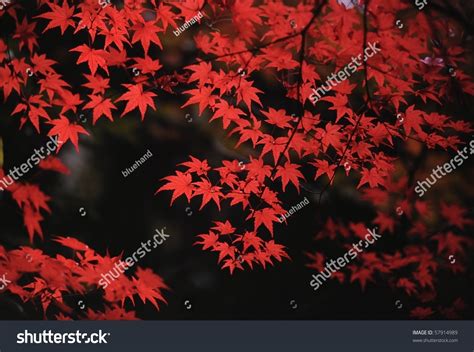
[0,0,472,320]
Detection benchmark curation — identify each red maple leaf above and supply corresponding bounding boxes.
[249,207,279,236]
[47,116,90,152]
[275,161,305,192]
[83,95,117,124]
[36,1,75,34]
[131,20,163,54]
[70,44,108,76]
[156,171,194,204]
[116,84,157,120]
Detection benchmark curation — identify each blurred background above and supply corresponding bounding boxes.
[0,0,473,319]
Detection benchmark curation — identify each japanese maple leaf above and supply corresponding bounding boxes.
[211,221,235,236]
[368,122,393,147]
[349,266,375,290]
[83,95,117,124]
[83,74,110,95]
[409,307,434,319]
[131,20,163,53]
[349,222,371,240]
[234,231,263,252]
[39,156,70,174]
[132,268,167,309]
[319,123,343,152]
[54,236,89,251]
[25,279,63,312]
[414,267,434,289]
[12,184,51,213]
[133,56,162,75]
[246,156,272,183]
[38,73,70,101]
[55,90,83,115]
[212,242,236,263]
[116,84,157,120]
[47,116,90,152]
[352,141,373,159]
[232,115,263,147]
[265,240,290,262]
[23,205,44,242]
[357,167,386,188]
[210,100,246,129]
[261,108,292,129]
[30,53,56,75]
[13,17,39,53]
[12,96,51,132]
[305,252,325,271]
[36,1,75,34]
[373,211,395,234]
[440,202,473,229]
[179,156,211,176]
[195,231,219,250]
[249,207,279,236]
[156,171,194,204]
[432,231,465,255]
[310,159,336,182]
[221,258,243,274]
[193,179,223,210]
[86,306,138,320]
[236,79,263,109]
[0,66,21,100]
[181,86,214,115]
[70,45,108,76]
[403,105,426,137]
[156,3,178,30]
[275,161,305,192]
[321,94,353,122]
[396,278,418,296]
[258,135,289,164]
[253,249,273,269]
[186,61,213,86]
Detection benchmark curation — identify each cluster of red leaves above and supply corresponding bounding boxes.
[306,174,474,319]
[157,0,473,274]
[158,156,290,273]
[1,0,180,318]
[0,236,167,319]
[0,157,68,241]
[0,0,472,319]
